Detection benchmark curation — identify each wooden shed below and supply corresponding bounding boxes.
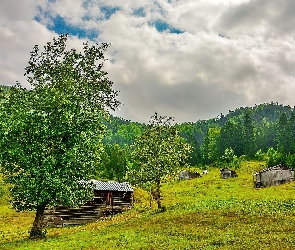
[45,180,133,227]
[179,170,201,180]
[220,168,238,179]
[253,164,294,188]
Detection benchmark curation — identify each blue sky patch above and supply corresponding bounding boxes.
[35,15,98,40]
[100,6,120,19]
[133,7,146,17]
[150,20,183,34]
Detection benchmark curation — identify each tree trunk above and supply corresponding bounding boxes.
[156,181,161,209]
[29,203,47,239]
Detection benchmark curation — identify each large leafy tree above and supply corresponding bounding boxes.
[0,34,119,238]
[130,113,191,209]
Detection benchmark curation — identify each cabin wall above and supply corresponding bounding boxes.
[220,169,237,179]
[255,170,294,188]
[45,191,133,227]
[179,170,200,180]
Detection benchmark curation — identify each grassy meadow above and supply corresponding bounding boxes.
[1,161,295,249]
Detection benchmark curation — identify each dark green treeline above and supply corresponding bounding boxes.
[99,102,295,181]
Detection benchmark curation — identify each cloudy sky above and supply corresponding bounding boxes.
[1,0,295,123]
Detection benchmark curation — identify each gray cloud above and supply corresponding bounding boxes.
[216,0,295,38]
[111,77,248,123]
[1,0,295,123]
[0,0,38,21]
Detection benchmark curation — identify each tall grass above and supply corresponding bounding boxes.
[1,161,295,249]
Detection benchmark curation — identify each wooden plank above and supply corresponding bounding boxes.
[79,205,98,209]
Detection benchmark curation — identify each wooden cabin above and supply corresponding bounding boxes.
[45,180,133,227]
[179,170,201,180]
[220,168,238,179]
[253,164,294,188]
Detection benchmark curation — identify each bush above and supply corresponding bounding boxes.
[255,149,267,161]
[284,154,295,169]
[219,148,241,169]
[266,147,284,167]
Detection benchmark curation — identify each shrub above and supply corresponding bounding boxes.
[284,154,295,169]
[255,149,267,161]
[266,147,284,167]
[219,148,241,169]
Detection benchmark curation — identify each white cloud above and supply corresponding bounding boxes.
[1,0,295,122]
[0,19,56,87]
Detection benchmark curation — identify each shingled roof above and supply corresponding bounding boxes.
[91,180,133,192]
[253,164,292,176]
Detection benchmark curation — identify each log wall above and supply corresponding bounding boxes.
[45,191,133,227]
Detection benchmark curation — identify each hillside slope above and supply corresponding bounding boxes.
[1,161,295,249]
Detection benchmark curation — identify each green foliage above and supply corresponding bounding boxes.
[265,147,284,167]
[254,149,267,161]
[284,154,295,169]
[103,116,145,146]
[176,122,203,165]
[202,127,221,163]
[256,118,277,152]
[242,110,256,157]
[220,148,241,169]
[98,120,145,181]
[290,113,295,140]
[220,118,243,157]
[129,113,191,208]
[101,103,295,167]
[96,143,129,182]
[0,85,10,95]
[0,34,119,238]
[276,112,294,154]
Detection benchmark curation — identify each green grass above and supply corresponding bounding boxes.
[1,161,295,249]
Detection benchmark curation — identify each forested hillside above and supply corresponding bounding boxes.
[99,102,295,181]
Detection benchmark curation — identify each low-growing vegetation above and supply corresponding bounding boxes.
[1,161,295,249]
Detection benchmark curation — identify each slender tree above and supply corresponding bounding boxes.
[0,34,119,238]
[207,127,221,163]
[220,119,243,157]
[243,110,256,157]
[289,113,295,145]
[255,118,277,152]
[177,123,201,165]
[130,113,191,209]
[276,113,294,154]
